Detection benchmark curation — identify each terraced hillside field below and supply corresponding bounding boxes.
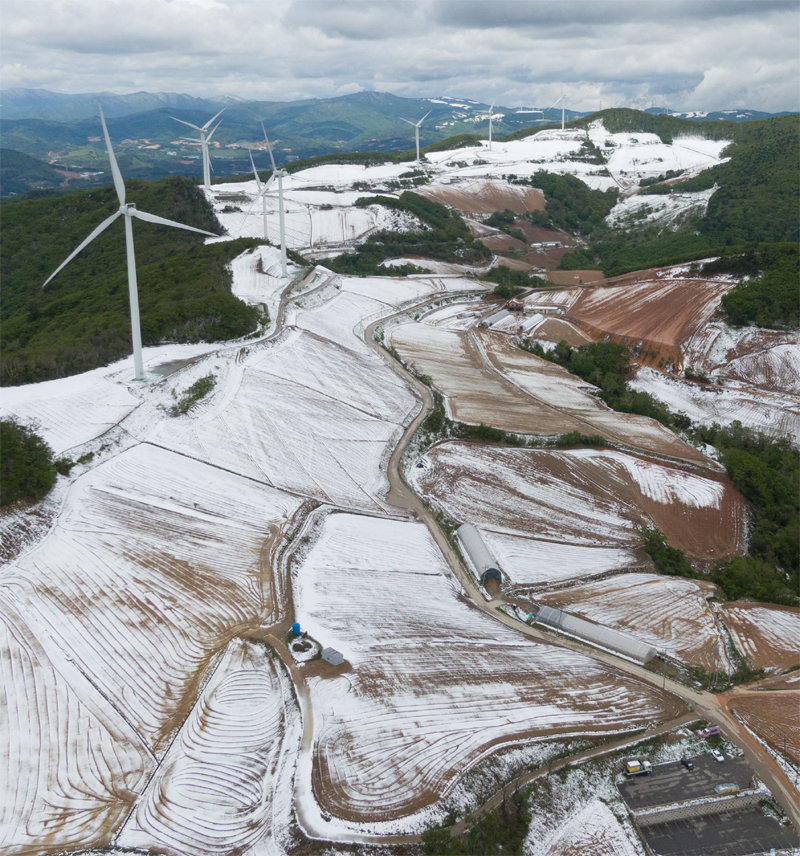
[389,320,705,463]
[292,512,685,824]
[565,274,736,371]
[538,573,728,672]
[411,442,746,573]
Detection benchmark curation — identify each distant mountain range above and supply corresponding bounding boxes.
[0,89,794,196]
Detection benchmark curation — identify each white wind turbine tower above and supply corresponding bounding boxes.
[170,107,225,191]
[548,89,566,131]
[248,148,271,241]
[401,110,431,163]
[262,123,288,277]
[486,103,495,151]
[44,105,218,381]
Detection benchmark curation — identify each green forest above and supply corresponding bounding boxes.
[0,419,59,505]
[1,177,262,384]
[556,114,799,309]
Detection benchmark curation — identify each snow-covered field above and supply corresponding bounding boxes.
[411,442,745,564]
[292,512,684,826]
[718,603,800,671]
[538,573,728,672]
[631,366,800,439]
[117,638,300,856]
[606,187,716,229]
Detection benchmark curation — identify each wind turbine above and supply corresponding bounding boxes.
[547,89,566,131]
[43,105,218,381]
[248,148,271,241]
[401,110,431,163]
[170,107,225,191]
[486,103,495,151]
[261,123,288,277]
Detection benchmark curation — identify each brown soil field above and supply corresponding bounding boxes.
[491,255,535,272]
[547,270,606,286]
[718,603,800,671]
[478,333,708,464]
[480,233,530,252]
[391,321,707,463]
[566,277,736,370]
[418,180,545,214]
[532,318,592,346]
[729,693,800,764]
[414,442,745,563]
[515,223,570,244]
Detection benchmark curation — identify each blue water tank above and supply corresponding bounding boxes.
[291,623,301,636]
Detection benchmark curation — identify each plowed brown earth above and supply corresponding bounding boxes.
[729,693,800,764]
[478,333,707,464]
[533,318,592,346]
[718,603,800,671]
[390,321,707,463]
[547,270,606,286]
[418,180,545,214]
[481,234,530,252]
[566,276,737,370]
[414,442,746,562]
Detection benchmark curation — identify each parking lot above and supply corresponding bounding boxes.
[642,806,800,856]
[617,753,755,810]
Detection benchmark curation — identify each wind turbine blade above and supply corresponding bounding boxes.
[400,117,416,126]
[170,116,203,131]
[546,96,563,111]
[201,107,226,131]
[98,104,126,205]
[43,211,122,287]
[419,110,431,124]
[249,150,263,192]
[261,122,278,173]
[206,120,222,143]
[131,208,218,237]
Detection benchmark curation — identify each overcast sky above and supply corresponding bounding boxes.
[2,0,799,112]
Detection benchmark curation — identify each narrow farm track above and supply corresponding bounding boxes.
[364,304,800,836]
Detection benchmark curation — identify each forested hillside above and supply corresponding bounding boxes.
[559,113,800,314]
[1,177,260,385]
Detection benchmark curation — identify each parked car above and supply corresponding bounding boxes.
[698,725,721,738]
[681,757,694,770]
[711,749,725,762]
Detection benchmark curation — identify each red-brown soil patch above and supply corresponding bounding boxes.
[566,277,736,369]
[481,234,530,252]
[416,442,744,563]
[533,318,592,346]
[729,693,800,764]
[547,270,606,286]
[491,256,535,272]
[418,181,545,215]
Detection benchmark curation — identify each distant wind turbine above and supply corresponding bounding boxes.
[170,107,225,191]
[401,111,431,163]
[44,105,218,381]
[547,89,566,131]
[261,123,288,277]
[248,148,271,241]
[487,103,495,151]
